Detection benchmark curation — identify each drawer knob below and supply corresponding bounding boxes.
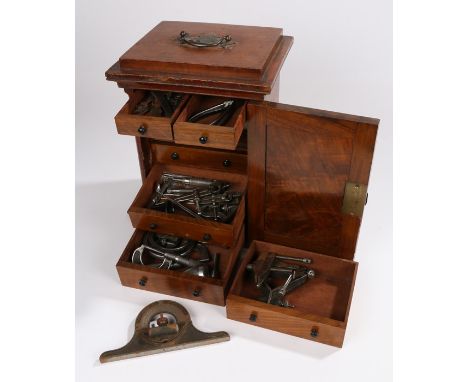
[310,327,319,337]
[249,313,257,322]
[199,136,208,144]
[223,159,231,167]
[202,233,211,241]
[137,125,147,135]
[149,223,157,230]
[192,289,201,297]
[171,152,179,160]
[138,277,147,287]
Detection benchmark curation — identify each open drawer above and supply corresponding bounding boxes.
[117,227,244,306]
[114,90,189,141]
[173,95,246,150]
[127,163,247,248]
[226,240,358,347]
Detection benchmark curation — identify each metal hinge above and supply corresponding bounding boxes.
[341,182,368,218]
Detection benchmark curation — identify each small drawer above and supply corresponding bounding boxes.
[116,227,244,306]
[127,163,247,248]
[226,241,358,347]
[114,90,189,141]
[173,95,246,150]
[152,143,247,174]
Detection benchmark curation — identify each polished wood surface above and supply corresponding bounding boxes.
[114,91,189,141]
[173,96,245,150]
[120,21,283,80]
[152,143,247,174]
[246,101,378,260]
[106,21,293,98]
[128,163,247,248]
[246,103,267,243]
[117,227,244,306]
[226,240,358,347]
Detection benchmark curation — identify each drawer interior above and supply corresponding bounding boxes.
[177,95,245,128]
[118,229,241,286]
[128,162,247,247]
[126,89,188,119]
[130,163,246,220]
[230,241,357,323]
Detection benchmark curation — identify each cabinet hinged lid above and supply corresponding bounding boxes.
[106,21,293,98]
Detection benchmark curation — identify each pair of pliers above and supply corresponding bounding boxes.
[188,100,234,124]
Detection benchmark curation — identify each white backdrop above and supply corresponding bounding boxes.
[76,0,392,381]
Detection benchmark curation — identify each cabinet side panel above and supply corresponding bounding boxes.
[246,103,267,243]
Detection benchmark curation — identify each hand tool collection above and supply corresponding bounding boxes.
[188,99,242,126]
[133,91,183,117]
[132,231,220,278]
[247,252,315,308]
[100,300,230,363]
[148,173,242,223]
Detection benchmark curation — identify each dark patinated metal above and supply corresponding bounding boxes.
[131,232,220,279]
[247,252,315,308]
[178,31,234,48]
[99,300,230,363]
[148,173,242,223]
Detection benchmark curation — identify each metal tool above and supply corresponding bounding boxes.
[133,92,183,117]
[132,232,220,278]
[148,173,241,223]
[188,100,236,125]
[247,252,315,308]
[99,300,230,363]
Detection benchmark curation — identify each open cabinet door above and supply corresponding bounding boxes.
[246,101,379,260]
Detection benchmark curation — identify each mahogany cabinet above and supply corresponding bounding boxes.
[106,21,378,346]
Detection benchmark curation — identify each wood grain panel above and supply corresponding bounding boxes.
[246,101,379,259]
[246,102,267,243]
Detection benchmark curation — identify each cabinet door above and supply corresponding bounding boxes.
[246,101,378,260]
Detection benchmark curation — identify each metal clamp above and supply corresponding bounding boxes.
[247,252,315,308]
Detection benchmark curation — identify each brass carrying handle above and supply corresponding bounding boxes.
[178,31,232,48]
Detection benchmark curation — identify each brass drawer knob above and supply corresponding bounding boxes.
[199,136,208,144]
[137,125,147,135]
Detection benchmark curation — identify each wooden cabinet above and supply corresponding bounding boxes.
[105,21,378,346]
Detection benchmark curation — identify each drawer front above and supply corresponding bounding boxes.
[153,143,247,174]
[226,295,346,347]
[173,96,245,150]
[128,196,245,248]
[116,228,244,306]
[118,264,226,305]
[114,103,174,141]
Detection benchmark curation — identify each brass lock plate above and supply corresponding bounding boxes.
[341,182,368,218]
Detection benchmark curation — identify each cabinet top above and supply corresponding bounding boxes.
[106,21,293,99]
